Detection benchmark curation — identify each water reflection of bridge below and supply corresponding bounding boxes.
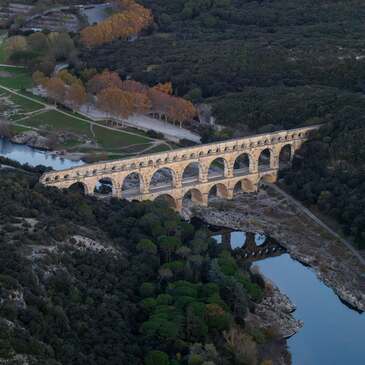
[211,228,286,262]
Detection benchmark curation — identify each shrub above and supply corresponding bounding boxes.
[145,350,170,365]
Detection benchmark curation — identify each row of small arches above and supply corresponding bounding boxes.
[48,144,293,184]
[83,148,284,196]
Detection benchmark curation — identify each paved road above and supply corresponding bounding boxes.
[79,105,202,143]
[270,183,365,266]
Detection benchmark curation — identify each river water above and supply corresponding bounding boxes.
[0,137,84,170]
[210,229,365,365]
[1,137,364,364]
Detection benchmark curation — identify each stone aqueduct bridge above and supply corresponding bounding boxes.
[40,125,319,211]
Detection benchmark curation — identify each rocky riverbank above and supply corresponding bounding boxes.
[247,270,303,339]
[11,130,51,150]
[190,188,365,312]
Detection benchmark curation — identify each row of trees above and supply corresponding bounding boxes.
[80,0,153,48]
[33,70,87,111]
[33,69,197,127]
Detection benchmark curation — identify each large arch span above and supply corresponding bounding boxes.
[40,125,320,211]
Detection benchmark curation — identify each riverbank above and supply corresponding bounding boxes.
[190,187,365,312]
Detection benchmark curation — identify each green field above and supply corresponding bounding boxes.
[9,93,44,113]
[0,66,32,89]
[93,125,150,150]
[21,110,93,137]
[19,109,155,153]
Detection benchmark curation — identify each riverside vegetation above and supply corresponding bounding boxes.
[0,161,283,365]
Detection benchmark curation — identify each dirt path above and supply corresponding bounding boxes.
[270,184,365,266]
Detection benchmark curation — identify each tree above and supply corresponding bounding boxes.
[4,36,27,58]
[44,77,66,104]
[48,32,75,60]
[223,327,258,365]
[97,87,134,120]
[167,97,197,127]
[57,70,82,87]
[32,71,47,86]
[121,80,148,94]
[27,32,49,53]
[131,92,152,114]
[145,350,170,365]
[158,236,181,262]
[66,83,87,112]
[87,70,123,94]
[137,239,157,255]
[80,0,153,48]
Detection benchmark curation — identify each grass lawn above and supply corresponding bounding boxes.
[146,144,172,154]
[21,109,154,152]
[9,125,33,134]
[0,66,33,89]
[93,125,151,150]
[0,41,7,64]
[21,110,93,137]
[9,94,44,113]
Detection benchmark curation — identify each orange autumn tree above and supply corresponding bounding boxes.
[148,88,197,127]
[87,69,123,94]
[167,96,197,127]
[130,92,151,114]
[97,87,134,120]
[66,83,87,111]
[121,79,149,94]
[44,77,66,104]
[81,0,153,48]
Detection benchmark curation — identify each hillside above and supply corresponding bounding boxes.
[0,165,281,365]
[79,0,365,131]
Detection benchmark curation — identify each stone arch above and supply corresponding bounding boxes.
[154,194,177,210]
[208,183,229,202]
[150,167,177,191]
[68,182,88,195]
[182,162,202,185]
[279,144,293,169]
[258,148,272,172]
[208,157,228,180]
[122,172,144,196]
[94,177,116,196]
[183,188,204,206]
[255,233,266,246]
[233,153,251,176]
[233,178,255,196]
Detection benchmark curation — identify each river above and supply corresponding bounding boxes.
[0,137,84,170]
[1,137,364,364]
[210,229,365,365]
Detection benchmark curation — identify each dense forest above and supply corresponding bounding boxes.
[281,109,365,249]
[79,0,365,129]
[0,164,281,365]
